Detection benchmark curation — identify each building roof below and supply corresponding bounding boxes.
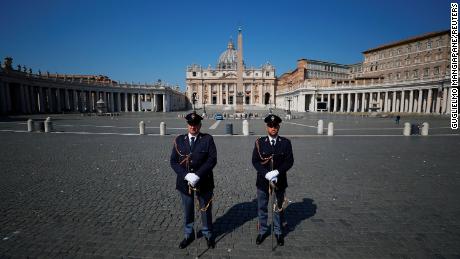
[362,30,449,54]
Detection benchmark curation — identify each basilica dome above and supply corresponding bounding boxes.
[217,40,238,70]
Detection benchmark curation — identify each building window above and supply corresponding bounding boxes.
[413,70,419,78]
[266,72,270,76]
[407,45,412,53]
[388,73,393,80]
[405,71,409,79]
[229,96,234,104]
[425,55,431,62]
[424,68,429,77]
[398,48,402,54]
[397,72,401,79]
[192,72,197,77]
[434,66,440,75]
[427,41,432,49]
[417,42,421,51]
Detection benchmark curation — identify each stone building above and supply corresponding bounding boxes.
[185,29,276,111]
[276,30,452,114]
[0,58,186,114]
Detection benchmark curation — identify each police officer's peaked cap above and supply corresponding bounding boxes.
[264,114,282,125]
[185,112,203,125]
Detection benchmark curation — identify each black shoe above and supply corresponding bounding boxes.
[205,236,215,249]
[275,234,284,246]
[179,235,195,249]
[256,233,269,245]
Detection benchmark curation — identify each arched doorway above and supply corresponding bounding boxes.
[264,92,270,105]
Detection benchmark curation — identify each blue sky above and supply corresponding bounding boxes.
[0,0,452,90]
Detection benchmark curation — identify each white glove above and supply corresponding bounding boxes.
[265,170,279,181]
[185,173,200,187]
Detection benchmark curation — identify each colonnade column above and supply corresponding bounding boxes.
[340,93,344,112]
[347,93,351,112]
[73,90,79,112]
[333,93,337,112]
[408,90,414,113]
[0,82,7,114]
[116,92,121,112]
[361,92,366,112]
[400,91,405,112]
[426,89,433,114]
[392,91,396,113]
[435,89,442,114]
[384,92,389,112]
[354,93,358,112]
[327,94,331,112]
[417,89,423,113]
[442,88,448,114]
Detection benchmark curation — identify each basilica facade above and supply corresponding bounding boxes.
[185,29,276,111]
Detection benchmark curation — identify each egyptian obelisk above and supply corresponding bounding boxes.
[236,27,244,113]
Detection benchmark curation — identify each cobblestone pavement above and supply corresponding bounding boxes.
[0,112,459,258]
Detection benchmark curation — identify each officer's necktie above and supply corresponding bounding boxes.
[190,137,196,152]
[271,139,275,147]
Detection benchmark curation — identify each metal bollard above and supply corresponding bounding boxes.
[317,120,324,135]
[242,120,249,136]
[160,122,166,135]
[139,121,145,135]
[421,122,429,136]
[45,117,53,132]
[44,119,52,133]
[327,122,334,136]
[27,119,34,132]
[225,123,233,135]
[403,122,411,136]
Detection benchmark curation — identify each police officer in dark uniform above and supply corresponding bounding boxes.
[170,112,217,249]
[252,114,294,246]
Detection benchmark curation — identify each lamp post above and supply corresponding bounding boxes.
[192,92,197,112]
[203,95,207,115]
[287,97,292,115]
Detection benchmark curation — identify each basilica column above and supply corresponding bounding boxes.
[124,93,128,112]
[5,83,12,113]
[425,89,433,113]
[339,93,343,112]
[64,90,70,111]
[384,92,389,112]
[25,85,32,113]
[48,88,55,113]
[400,91,405,112]
[408,90,414,113]
[417,89,423,113]
[0,82,7,114]
[56,89,62,113]
[347,93,351,112]
[37,87,44,113]
[110,92,115,112]
[391,91,398,112]
[354,93,358,112]
[116,92,121,112]
[73,90,79,112]
[19,85,26,113]
[333,93,337,112]
[441,88,448,114]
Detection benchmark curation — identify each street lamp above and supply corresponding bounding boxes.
[287,97,292,115]
[203,95,207,115]
[192,92,197,112]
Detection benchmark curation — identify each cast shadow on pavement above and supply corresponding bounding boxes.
[284,198,317,237]
[212,199,258,244]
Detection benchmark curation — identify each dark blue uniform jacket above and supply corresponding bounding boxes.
[252,136,294,192]
[170,133,217,195]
